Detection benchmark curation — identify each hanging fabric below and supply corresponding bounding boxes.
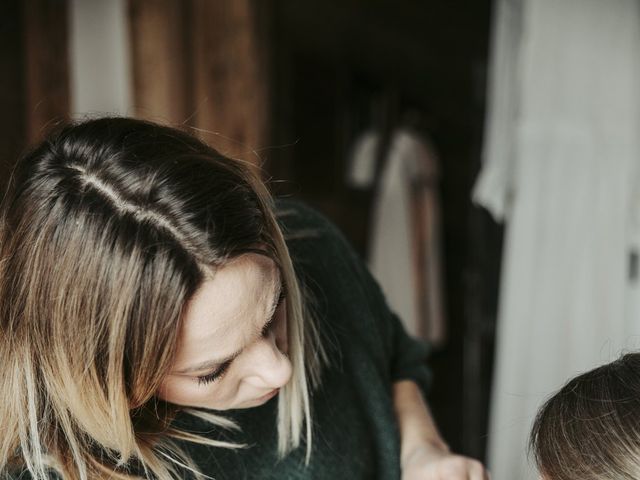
[346,130,381,189]
[348,128,447,346]
[474,1,640,479]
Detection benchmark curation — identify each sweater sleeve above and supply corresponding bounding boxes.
[387,311,433,395]
[351,248,433,397]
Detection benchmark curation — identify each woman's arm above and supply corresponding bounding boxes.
[393,380,489,480]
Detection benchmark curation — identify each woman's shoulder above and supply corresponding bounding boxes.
[273,196,377,289]
[274,197,341,241]
[273,197,358,265]
[273,197,388,336]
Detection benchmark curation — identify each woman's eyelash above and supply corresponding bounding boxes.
[197,360,232,386]
[196,283,287,386]
[277,282,288,305]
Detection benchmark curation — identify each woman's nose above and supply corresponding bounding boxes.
[240,334,292,389]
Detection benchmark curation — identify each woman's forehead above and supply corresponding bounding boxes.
[174,254,280,366]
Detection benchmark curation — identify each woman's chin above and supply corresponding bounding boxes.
[198,388,281,411]
[242,388,280,408]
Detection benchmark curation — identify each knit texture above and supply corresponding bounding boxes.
[8,199,432,480]
[174,198,432,479]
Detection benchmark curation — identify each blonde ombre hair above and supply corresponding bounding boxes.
[0,117,325,479]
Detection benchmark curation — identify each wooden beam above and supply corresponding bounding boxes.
[23,0,70,144]
[0,0,70,192]
[128,0,192,127]
[128,0,271,167]
[190,0,271,164]
[0,0,27,189]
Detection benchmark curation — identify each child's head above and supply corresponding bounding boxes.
[530,353,640,480]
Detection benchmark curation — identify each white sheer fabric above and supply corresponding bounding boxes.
[347,129,447,344]
[69,0,132,115]
[368,130,446,344]
[474,1,640,479]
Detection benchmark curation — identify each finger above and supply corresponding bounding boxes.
[468,460,487,480]
[439,457,471,479]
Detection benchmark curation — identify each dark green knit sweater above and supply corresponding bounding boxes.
[11,199,432,480]
[174,199,433,480]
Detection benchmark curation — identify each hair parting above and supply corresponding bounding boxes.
[0,116,327,479]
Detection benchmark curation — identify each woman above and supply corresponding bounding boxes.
[0,117,487,479]
[530,353,640,480]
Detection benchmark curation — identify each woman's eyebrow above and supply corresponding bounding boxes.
[174,349,242,375]
[172,278,283,375]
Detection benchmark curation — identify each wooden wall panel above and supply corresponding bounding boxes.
[128,0,192,126]
[190,0,270,163]
[0,0,69,192]
[128,0,271,166]
[0,0,27,189]
[23,0,70,144]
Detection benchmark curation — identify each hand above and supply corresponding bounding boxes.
[401,443,490,480]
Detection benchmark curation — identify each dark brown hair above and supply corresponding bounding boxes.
[0,117,323,479]
[530,353,640,480]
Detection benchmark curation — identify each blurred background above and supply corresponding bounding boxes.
[2,1,640,479]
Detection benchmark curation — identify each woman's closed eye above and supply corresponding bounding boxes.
[196,359,232,386]
[196,285,287,386]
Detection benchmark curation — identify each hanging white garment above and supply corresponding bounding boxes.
[69,0,132,116]
[474,1,640,479]
[345,130,380,189]
[361,128,447,345]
